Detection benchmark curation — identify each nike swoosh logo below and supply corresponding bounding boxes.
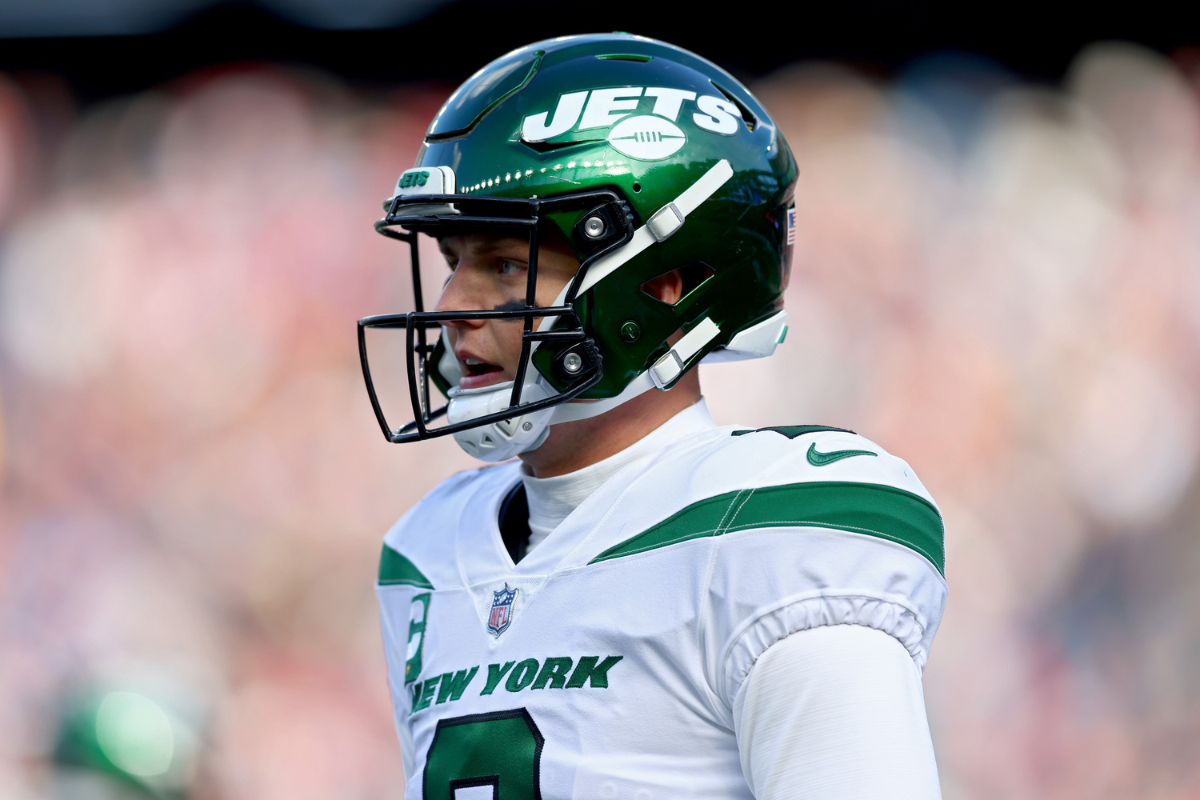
[807,443,877,466]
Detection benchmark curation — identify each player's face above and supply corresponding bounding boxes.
[435,232,580,391]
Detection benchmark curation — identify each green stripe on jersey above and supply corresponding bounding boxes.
[378,545,435,588]
[730,425,853,439]
[590,481,944,575]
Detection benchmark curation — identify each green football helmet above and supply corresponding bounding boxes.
[359,33,798,461]
[52,686,198,800]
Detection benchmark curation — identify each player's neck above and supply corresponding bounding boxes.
[519,372,702,478]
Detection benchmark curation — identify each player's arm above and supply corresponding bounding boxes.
[733,624,941,800]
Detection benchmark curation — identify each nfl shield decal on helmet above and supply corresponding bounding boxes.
[487,585,518,637]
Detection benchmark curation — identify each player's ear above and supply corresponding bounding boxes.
[641,269,685,306]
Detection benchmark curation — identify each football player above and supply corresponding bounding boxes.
[360,33,946,799]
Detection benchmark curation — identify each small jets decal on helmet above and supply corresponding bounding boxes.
[521,86,742,158]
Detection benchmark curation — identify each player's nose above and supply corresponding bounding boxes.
[433,262,487,326]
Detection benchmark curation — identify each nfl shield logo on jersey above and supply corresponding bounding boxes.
[487,585,518,637]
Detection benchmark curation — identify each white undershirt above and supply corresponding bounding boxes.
[521,399,941,799]
[734,625,942,799]
[521,398,718,551]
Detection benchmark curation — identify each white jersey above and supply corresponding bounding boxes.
[376,424,947,800]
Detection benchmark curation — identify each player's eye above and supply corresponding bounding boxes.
[499,259,525,276]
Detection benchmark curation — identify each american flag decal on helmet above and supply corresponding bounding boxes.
[787,207,796,246]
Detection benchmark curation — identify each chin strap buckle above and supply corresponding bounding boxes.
[645,202,685,242]
[649,317,722,389]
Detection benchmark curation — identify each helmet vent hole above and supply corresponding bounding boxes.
[632,183,641,193]
[640,262,715,307]
[595,54,654,62]
[710,81,757,131]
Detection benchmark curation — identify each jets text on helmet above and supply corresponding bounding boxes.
[521,87,741,146]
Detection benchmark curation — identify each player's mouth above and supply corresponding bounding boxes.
[456,352,507,390]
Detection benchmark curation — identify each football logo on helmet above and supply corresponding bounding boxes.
[520,86,741,159]
[607,115,686,160]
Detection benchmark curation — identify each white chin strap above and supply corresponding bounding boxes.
[448,159,746,461]
[549,316,722,423]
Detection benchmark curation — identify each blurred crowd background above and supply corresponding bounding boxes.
[1,17,1199,800]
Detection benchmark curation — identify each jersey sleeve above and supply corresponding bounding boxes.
[695,429,948,712]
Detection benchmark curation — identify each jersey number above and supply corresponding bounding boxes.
[423,708,544,800]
